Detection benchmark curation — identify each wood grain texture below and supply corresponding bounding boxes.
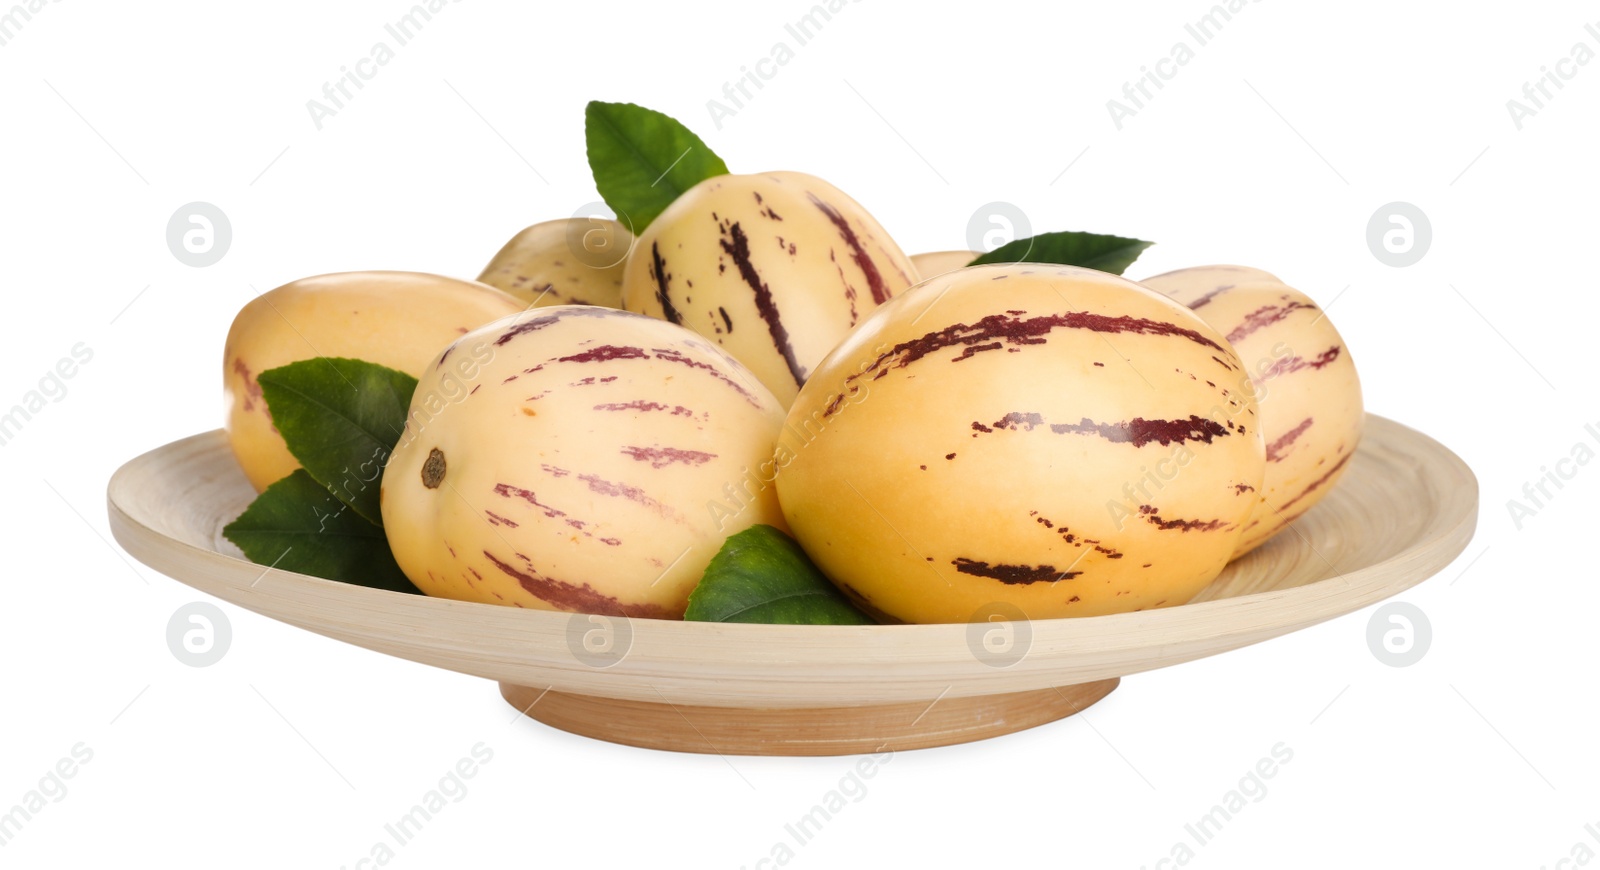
[106,415,1476,717]
[501,679,1120,756]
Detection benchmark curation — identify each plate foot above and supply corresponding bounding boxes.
[500,679,1119,756]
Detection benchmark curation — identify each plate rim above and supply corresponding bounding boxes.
[107,413,1478,705]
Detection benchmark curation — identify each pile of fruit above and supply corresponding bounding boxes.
[220,102,1362,626]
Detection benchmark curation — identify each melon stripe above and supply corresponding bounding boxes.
[493,483,589,531]
[809,193,892,305]
[494,305,616,346]
[571,468,683,522]
[649,242,683,325]
[650,346,763,406]
[1257,346,1342,382]
[559,345,648,363]
[969,411,1231,447]
[1139,505,1230,532]
[951,558,1079,584]
[1277,452,1352,514]
[834,310,1227,409]
[512,338,759,407]
[619,446,717,468]
[718,221,807,387]
[1187,285,1235,310]
[592,400,700,418]
[483,551,673,619]
[1227,300,1318,344]
[1265,417,1314,462]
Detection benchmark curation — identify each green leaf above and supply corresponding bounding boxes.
[585,101,729,232]
[685,525,874,625]
[969,231,1155,275]
[223,470,421,594]
[258,357,417,526]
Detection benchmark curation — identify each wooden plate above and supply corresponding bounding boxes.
[106,414,1476,755]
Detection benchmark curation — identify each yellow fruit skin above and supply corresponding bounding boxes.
[910,250,979,280]
[1140,266,1363,557]
[380,306,788,618]
[478,218,634,308]
[774,264,1266,624]
[223,271,526,492]
[1141,264,1282,292]
[621,171,918,407]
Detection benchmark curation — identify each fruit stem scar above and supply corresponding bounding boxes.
[422,447,446,488]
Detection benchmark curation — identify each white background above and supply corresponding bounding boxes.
[2,0,1594,867]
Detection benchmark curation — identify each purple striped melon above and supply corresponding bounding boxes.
[380,306,786,618]
[1141,266,1363,556]
[478,218,633,309]
[620,171,919,407]
[773,264,1267,624]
